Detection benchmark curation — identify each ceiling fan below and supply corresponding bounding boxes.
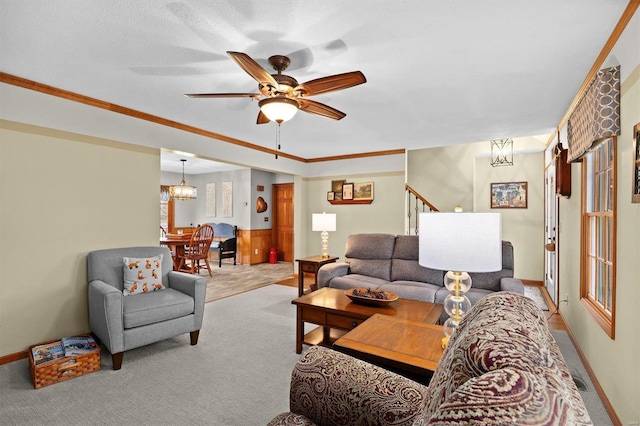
[185,51,366,124]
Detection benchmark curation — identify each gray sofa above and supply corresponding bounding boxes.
[317,233,524,307]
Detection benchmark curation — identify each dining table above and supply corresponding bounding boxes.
[160,233,192,271]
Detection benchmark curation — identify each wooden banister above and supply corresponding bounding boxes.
[405,184,439,212]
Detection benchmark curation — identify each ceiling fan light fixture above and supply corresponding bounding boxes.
[258,97,299,123]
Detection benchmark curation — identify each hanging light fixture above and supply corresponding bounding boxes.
[169,159,197,200]
[258,97,299,123]
[490,138,514,167]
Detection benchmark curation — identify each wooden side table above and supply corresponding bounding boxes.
[295,255,339,296]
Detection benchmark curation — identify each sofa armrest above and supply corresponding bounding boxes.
[168,271,207,328]
[500,277,524,294]
[427,368,580,424]
[267,413,315,426]
[88,280,124,354]
[316,262,350,288]
[283,346,429,425]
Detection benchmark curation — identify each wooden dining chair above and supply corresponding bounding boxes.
[177,224,214,276]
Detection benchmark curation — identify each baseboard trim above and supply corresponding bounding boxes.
[560,312,621,425]
[0,350,28,365]
[520,279,543,287]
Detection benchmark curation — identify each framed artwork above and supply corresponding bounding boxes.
[491,182,528,208]
[353,182,374,200]
[222,181,233,217]
[206,183,216,217]
[633,122,640,203]
[342,183,354,200]
[327,191,335,201]
[331,179,346,197]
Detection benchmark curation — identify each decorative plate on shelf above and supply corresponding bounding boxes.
[345,288,398,306]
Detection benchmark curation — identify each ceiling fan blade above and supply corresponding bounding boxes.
[227,51,278,88]
[184,93,261,98]
[256,110,270,124]
[298,99,346,120]
[295,71,366,96]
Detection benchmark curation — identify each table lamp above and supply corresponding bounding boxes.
[418,212,502,348]
[312,213,336,258]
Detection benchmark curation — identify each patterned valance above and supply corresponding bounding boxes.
[567,66,620,162]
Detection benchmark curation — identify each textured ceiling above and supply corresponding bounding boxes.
[0,0,629,163]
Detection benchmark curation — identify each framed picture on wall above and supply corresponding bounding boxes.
[327,191,335,201]
[491,181,527,208]
[353,182,374,200]
[342,183,354,200]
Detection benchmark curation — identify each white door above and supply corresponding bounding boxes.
[544,163,559,305]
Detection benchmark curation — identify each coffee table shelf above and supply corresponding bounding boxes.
[303,327,347,348]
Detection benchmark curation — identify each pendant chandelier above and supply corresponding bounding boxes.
[490,138,514,167]
[169,159,197,200]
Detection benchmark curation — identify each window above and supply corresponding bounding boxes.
[581,136,616,338]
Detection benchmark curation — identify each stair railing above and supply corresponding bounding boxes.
[405,184,439,235]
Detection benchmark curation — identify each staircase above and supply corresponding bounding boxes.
[405,184,439,235]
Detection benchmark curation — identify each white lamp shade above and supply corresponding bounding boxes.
[259,97,299,123]
[418,212,502,272]
[312,213,336,232]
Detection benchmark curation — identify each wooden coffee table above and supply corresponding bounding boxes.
[292,287,443,354]
[334,314,444,383]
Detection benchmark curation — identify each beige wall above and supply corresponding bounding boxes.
[474,152,545,281]
[299,172,406,259]
[0,121,160,356]
[407,138,546,281]
[557,62,640,422]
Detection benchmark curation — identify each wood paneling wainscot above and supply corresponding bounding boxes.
[237,229,274,265]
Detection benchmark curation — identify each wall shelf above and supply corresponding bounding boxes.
[328,200,373,205]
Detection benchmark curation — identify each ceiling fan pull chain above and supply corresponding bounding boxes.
[275,122,281,159]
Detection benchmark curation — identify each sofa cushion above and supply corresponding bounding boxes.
[347,258,392,281]
[329,274,389,290]
[391,258,444,285]
[379,281,441,303]
[123,288,194,329]
[392,235,419,260]
[345,233,396,259]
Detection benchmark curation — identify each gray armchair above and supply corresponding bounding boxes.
[87,246,206,369]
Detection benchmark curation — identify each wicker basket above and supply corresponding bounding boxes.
[29,337,100,389]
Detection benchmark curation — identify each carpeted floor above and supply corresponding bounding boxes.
[0,284,611,425]
[0,285,301,425]
[551,330,612,425]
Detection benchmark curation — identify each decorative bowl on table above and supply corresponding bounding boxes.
[345,288,398,306]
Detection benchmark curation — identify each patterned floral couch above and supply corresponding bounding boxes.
[268,292,592,426]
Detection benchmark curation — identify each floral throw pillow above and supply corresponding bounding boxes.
[122,255,165,295]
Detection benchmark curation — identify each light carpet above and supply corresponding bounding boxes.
[0,285,611,425]
[551,330,612,425]
[524,285,549,311]
[0,285,301,425]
